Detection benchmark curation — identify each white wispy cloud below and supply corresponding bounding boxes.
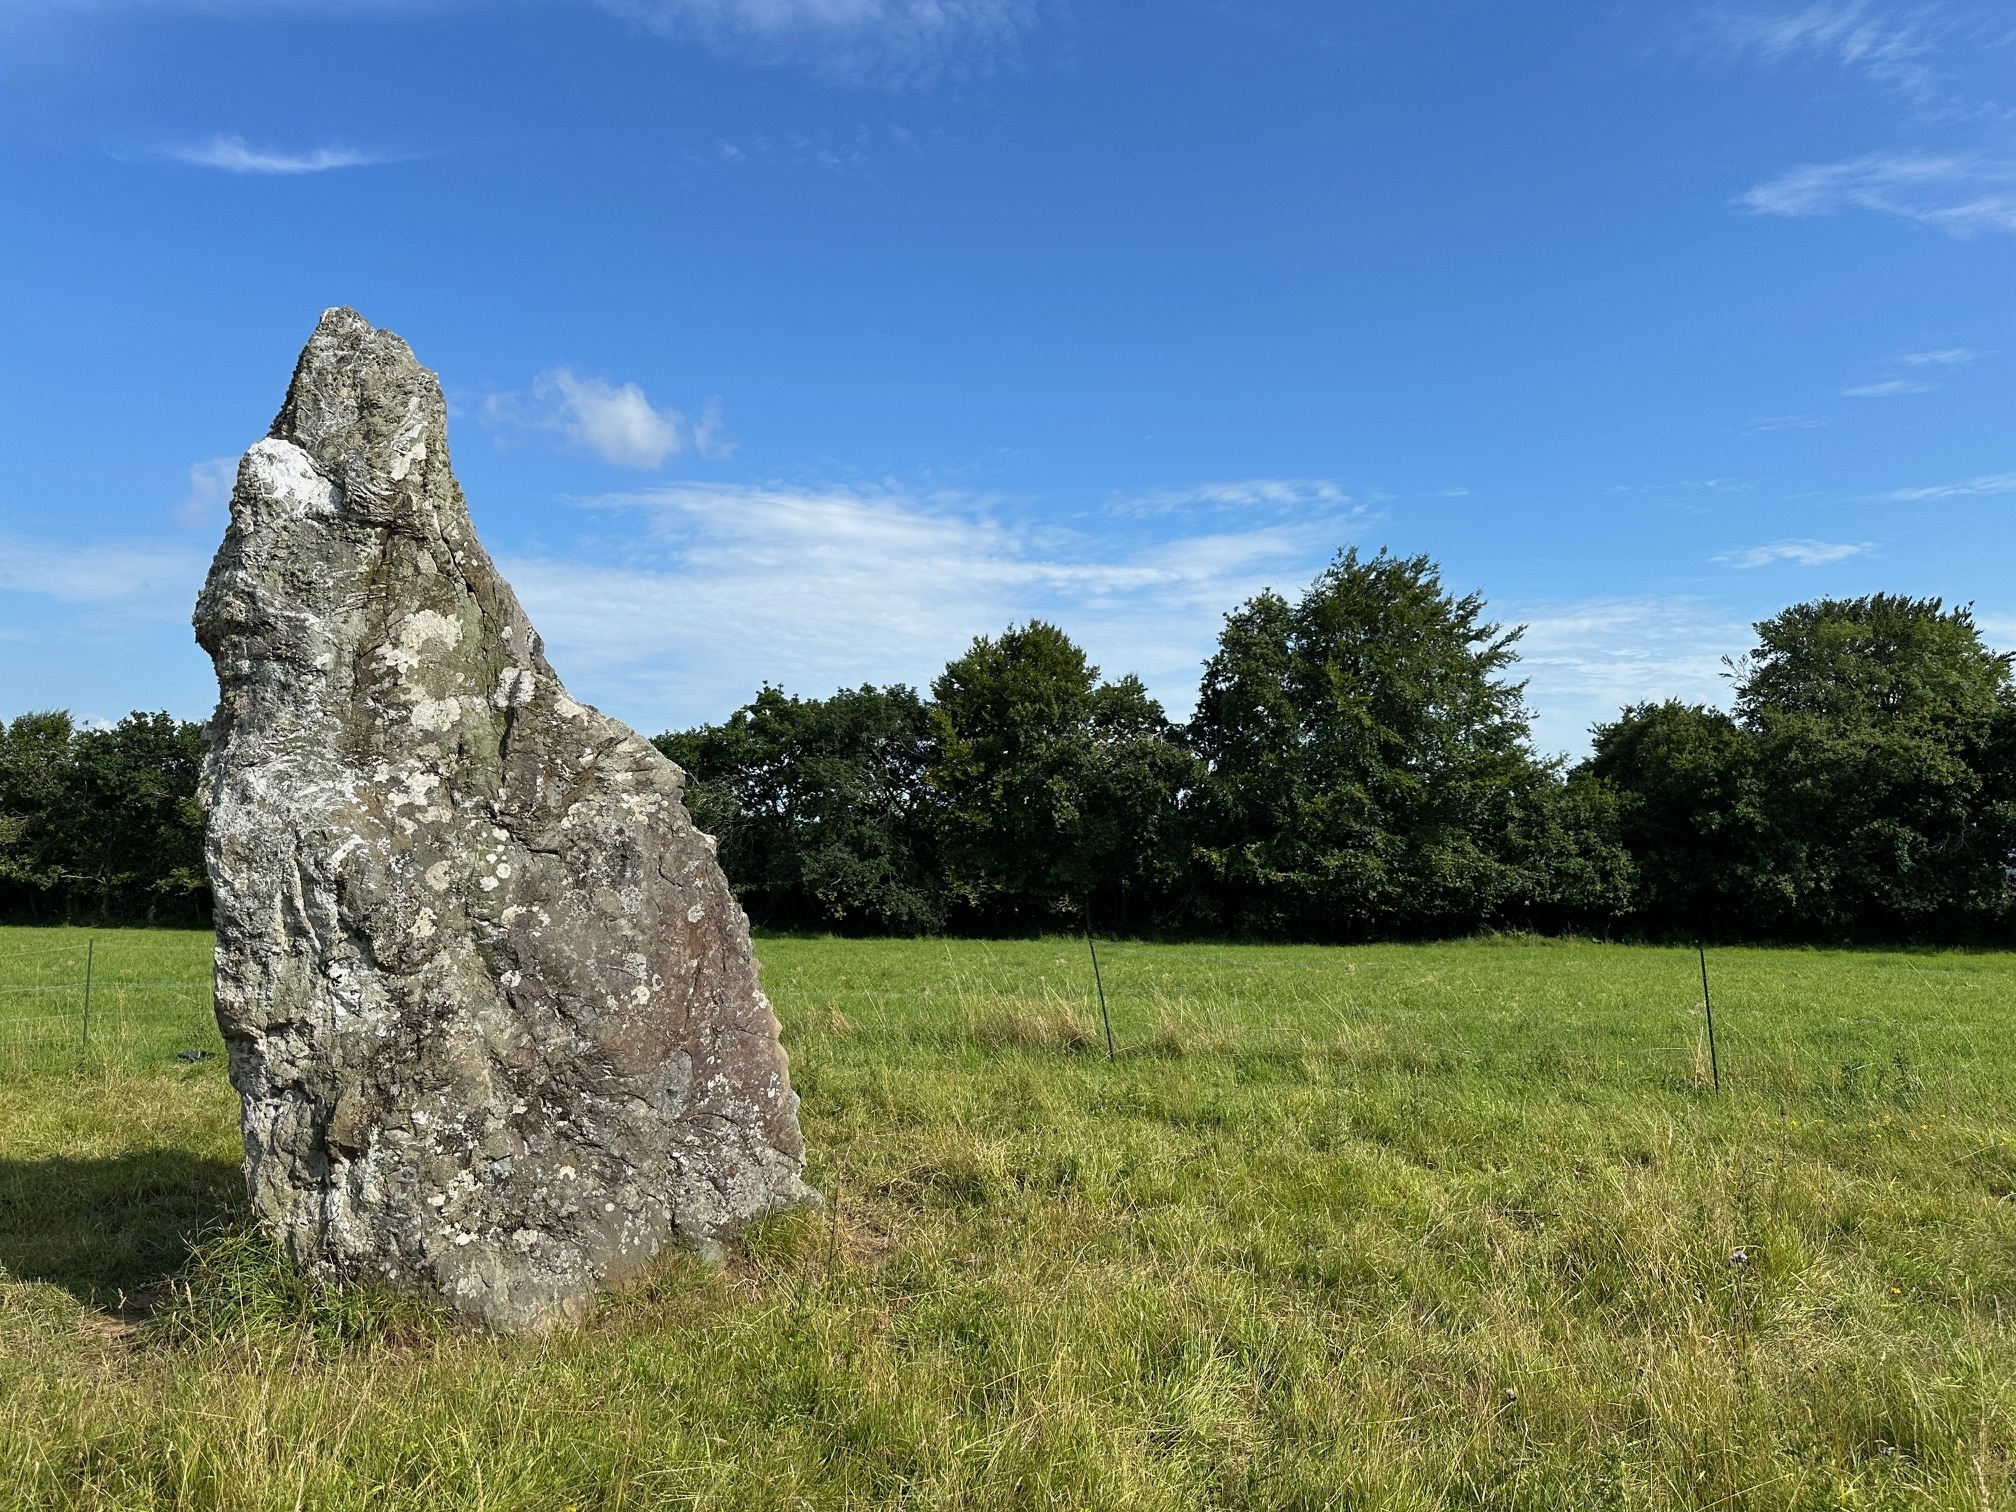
[583,0,1044,86]
[485,369,725,468]
[1120,478,1354,515]
[501,480,1348,728]
[175,456,238,529]
[1888,470,2016,500]
[1843,377,1935,397]
[159,134,386,174]
[689,397,735,460]
[1513,596,1753,752]
[17,0,1048,88]
[541,370,682,467]
[1608,478,1750,495]
[1717,538,1873,568]
[678,127,892,176]
[1740,414,1831,432]
[1831,344,1983,400]
[1708,1,1940,99]
[1973,612,2016,650]
[0,534,209,607]
[1736,150,2016,235]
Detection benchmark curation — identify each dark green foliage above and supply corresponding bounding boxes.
[0,711,209,924]
[653,685,943,933]
[1587,701,1760,939]
[1733,593,2010,726]
[1588,596,2016,943]
[1183,549,1621,937]
[17,572,2014,947]
[657,626,1201,934]
[926,621,1199,931]
[1499,769,1637,933]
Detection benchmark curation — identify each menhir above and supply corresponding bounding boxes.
[193,308,814,1332]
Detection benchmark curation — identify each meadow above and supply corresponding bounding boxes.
[0,926,2012,1509]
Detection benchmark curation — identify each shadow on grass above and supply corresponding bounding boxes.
[0,1150,246,1307]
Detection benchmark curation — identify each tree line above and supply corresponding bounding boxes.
[6,547,2012,940]
[0,710,208,925]
[656,550,2016,944]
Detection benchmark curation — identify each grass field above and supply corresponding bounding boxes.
[1,928,2013,1509]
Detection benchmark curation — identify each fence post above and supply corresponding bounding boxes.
[1085,906,1115,1062]
[81,936,95,1058]
[1697,941,1719,1093]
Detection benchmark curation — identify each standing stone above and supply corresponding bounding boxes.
[194,308,814,1332]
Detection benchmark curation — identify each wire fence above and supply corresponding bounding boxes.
[0,935,221,1081]
[2,931,2009,1107]
[764,936,2016,1108]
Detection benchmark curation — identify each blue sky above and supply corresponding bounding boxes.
[1,0,2012,754]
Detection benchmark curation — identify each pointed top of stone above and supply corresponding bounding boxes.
[269,308,448,509]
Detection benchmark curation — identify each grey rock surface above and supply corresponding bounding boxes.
[193,307,814,1332]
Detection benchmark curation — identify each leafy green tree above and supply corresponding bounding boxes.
[1736,595,2016,940]
[927,621,1197,930]
[67,713,210,922]
[1734,593,2010,726]
[1590,595,2016,942]
[1498,768,1636,935]
[0,710,209,923]
[0,711,82,910]
[655,685,943,933]
[1186,548,1613,937]
[1586,701,1759,938]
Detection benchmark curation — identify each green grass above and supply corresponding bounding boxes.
[0,927,221,1080]
[1,929,2013,1509]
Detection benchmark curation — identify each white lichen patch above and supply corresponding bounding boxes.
[376,609,463,677]
[410,696,463,732]
[390,769,442,811]
[244,437,337,520]
[494,667,537,709]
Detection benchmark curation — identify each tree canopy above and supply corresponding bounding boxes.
[1588,595,2016,942]
[927,621,1196,931]
[1185,548,1618,937]
[0,711,208,924]
[652,685,941,934]
[13,570,2016,946]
